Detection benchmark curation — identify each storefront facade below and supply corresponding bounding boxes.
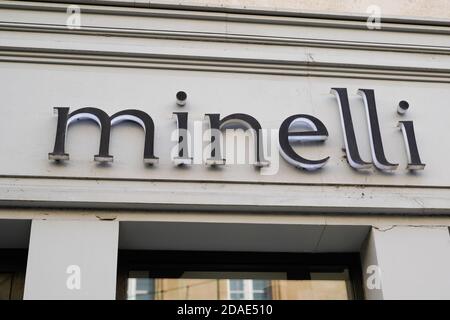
[0,0,449,300]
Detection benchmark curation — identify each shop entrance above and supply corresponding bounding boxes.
[117,221,369,300]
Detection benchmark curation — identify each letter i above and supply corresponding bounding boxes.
[396,101,425,170]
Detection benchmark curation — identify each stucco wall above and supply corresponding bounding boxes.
[163,0,450,19]
[52,0,450,20]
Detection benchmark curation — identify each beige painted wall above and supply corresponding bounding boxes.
[36,0,450,20]
[157,0,450,19]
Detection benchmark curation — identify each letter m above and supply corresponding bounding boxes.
[48,107,158,164]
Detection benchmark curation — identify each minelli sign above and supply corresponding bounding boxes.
[48,88,425,174]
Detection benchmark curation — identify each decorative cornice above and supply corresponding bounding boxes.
[1,1,450,81]
[1,2,450,81]
[1,22,450,56]
[1,46,450,83]
[2,1,450,35]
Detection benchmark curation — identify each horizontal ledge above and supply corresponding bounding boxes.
[0,177,450,216]
[0,174,449,189]
[1,47,450,83]
[4,200,450,216]
[3,1,450,34]
[1,22,450,55]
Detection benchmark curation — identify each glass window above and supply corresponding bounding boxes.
[125,270,352,300]
[229,279,271,300]
[252,280,271,300]
[229,279,244,299]
[118,251,362,300]
[127,271,155,300]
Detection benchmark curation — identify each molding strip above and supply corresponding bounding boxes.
[0,174,449,190]
[1,46,450,83]
[1,1,450,35]
[1,22,450,55]
[0,176,450,215]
